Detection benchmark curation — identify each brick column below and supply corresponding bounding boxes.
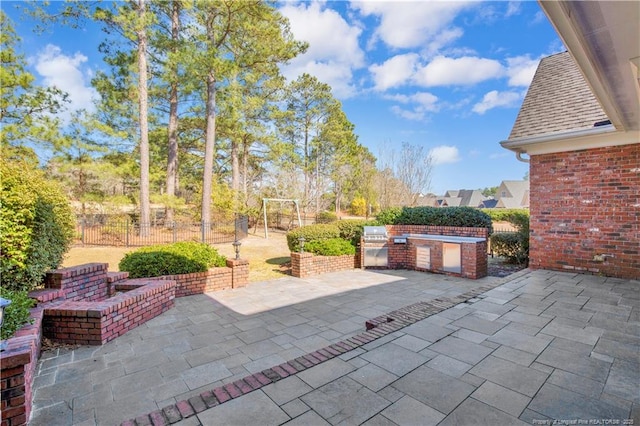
[227,258,249,288]
[291,252,313,278]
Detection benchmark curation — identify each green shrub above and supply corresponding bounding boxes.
[490,232,527,264]
[481,208,529,222]
[286,224,341,252]
[1,159,76,292]
[118,242,227,278]
[378,206,492,232]
[376,207,402,225]
[335,219,378,246]
[304,238,356,256]
[316,211,337,224]
[0,288,35,340]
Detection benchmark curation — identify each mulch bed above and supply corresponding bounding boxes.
[487,256,526,277]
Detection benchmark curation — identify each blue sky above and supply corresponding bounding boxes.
[3,1,564,195]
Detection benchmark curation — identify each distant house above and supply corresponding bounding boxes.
[500,2,639,279]
[495,180,529,209]
[438,189,487,208]
[478,199,498,209]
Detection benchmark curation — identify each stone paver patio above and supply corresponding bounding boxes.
[29,268,639,425]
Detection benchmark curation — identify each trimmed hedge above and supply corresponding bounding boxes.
[375,207,402,225]
[316,211,338,224]
[377,206,492,231]
[335,219,378,246]
[286,224,341,252]
[481,208,529,222]
[118,242,227,278]
[304,238,356,256]
[1,159,76,292]
[0,288,35,340]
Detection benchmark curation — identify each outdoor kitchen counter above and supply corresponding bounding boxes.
[401,234,486,243]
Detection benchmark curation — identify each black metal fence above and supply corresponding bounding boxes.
[76,215,248,247]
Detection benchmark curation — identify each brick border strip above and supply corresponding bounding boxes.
[121,271,529,426]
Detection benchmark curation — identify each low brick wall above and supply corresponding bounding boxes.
[152,259,249,297]
[44,263,110,301]
[386,225,489,239]
[291,252,358,278]
[43,280,175,345]
[0,307,43,426]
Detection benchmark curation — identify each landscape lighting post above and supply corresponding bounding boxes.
[299,236,305,253]
[0,297,11,351]
[232,240,241,260]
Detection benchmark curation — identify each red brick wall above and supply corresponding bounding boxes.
[0,307,43,426]
[387,238,487,279]
[43,280,175,345]
[530,144,639,279]
[387,225,488,239]
[291,252,358,278]
[44,263,109,301]
[153,267,233,297]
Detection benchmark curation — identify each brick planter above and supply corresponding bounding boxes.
[151,259,249,297]
[0,307,43,426]
[43,280,176,345]
[291,252,359,278]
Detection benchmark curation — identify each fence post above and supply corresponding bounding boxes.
[126,219,130,247]
[81,219,85,245]
[173,222,177,243]
[201,222,205,243]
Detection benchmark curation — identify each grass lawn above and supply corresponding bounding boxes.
[63,233,292,283]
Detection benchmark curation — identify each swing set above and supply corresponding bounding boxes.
[255,198,302,239]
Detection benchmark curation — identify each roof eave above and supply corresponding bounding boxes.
[538,1,626,131]
[500,125,638,156]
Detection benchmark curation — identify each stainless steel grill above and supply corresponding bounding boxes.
[362,226,388,242]
[362,226,388,267]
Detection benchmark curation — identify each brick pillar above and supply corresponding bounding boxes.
[291,252,313,278]
[227,258,249,288]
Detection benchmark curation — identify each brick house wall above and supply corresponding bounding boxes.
[529,144,640,278]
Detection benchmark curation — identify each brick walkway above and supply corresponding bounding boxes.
[29,269,639,425]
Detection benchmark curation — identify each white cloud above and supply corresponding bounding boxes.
[414,56,504,87]
[472,90,522,114]
[390,105,425,121]
[34,44,98,120]
[505,55,540,86]
[369,53,419,91]
[352,1,472,50]
[505,2,522,18]
[429,145,461,165]
[424,27,464,57]
[280,2,364,98]
[387,91,439,121]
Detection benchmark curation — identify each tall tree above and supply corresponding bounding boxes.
[278,74,334,213]
[136,0,151,234]
[189,0,303,224]
[0,11,69,155]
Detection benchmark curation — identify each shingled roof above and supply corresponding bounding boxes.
[508,51,609,140]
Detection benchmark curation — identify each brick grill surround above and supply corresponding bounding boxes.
[529,144,639,279]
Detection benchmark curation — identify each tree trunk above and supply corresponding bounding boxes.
[137,0,150,236]
[201,70,216,226]
[242,139,248,203]
[165,0,180,224]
